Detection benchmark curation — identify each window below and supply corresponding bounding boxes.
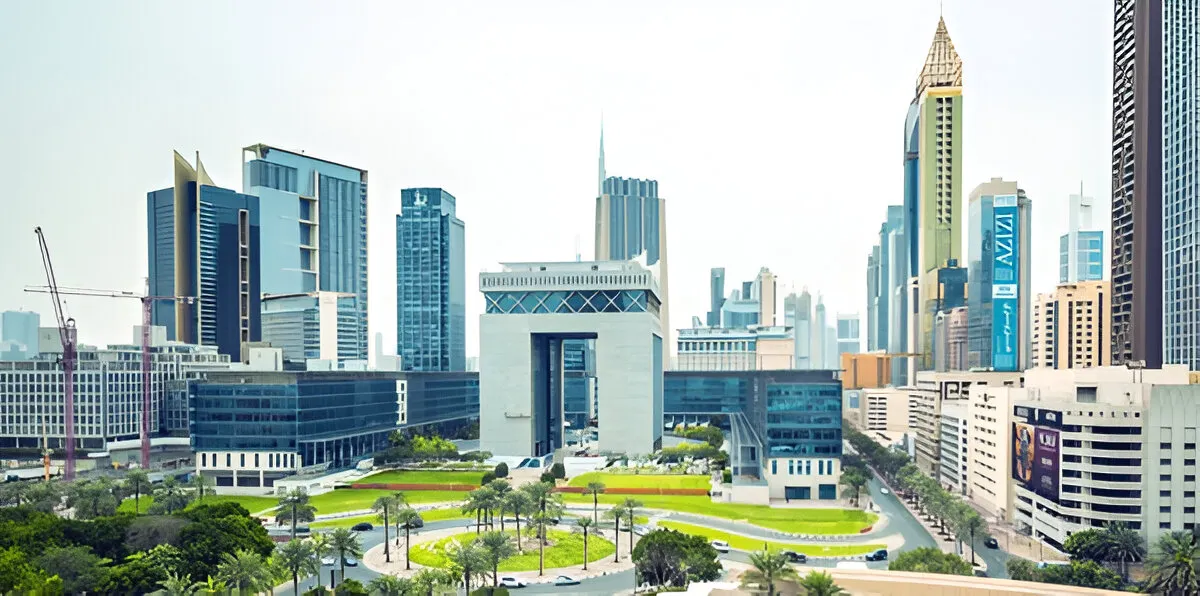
[254,453,259,468]
[1162,506,1172,513]
[818,461,824,475]
[240,453,245,467]
[226,454,231,467]
[201,453,207,467]
[771,460,777,475]
[818,484,837,500]
[788,460,794,475]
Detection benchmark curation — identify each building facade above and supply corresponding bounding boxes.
[675,326,795,371]
[396,188,466,371]
[260,292,360,365]
[787,290,814,370]
[708,267,725,327]
[939,400,970,495]
[756,268,777,327]
[1032,281,1112,369]
[1110,0,1163,369]
[595,177,670,364]
[1060,193,1104,283]
[966,180,1031,372]
[0,311,39,360]
[837,314,861,356]
[909,370,1024,475]
[190,370,479,487]
[148,151,261,359]
[242,144,369,361]
[479,261,663,456]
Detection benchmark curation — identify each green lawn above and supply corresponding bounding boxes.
[117,494,279,516]
[307,489,465,514]
[567,472,709,489]
[311,507,469,529]
[409,529,614,572]
[357,470,487,485]
[658,521,884,557]
[562,493,876,535]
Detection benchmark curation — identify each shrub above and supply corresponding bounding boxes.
[721,469,732,484]
[540,471,556,484]
[481,472,497,485]
[550,463,566,479]
[494,462,509,478]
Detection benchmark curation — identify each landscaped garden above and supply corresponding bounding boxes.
[408,528,614,571]
[356,469,486,486]
[657,521,885,557]
[567,471,709,490]
[307,488,466,514]
[310,506,469,529]
[117,493,279,516]
[562,493,877,535]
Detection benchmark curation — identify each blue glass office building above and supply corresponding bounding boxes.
[148,152,261,358]
[191,370,479,486]
[396,188,466,371]
[967,187,1028,371]
[260,292,360,364]
[242,144,368,361]
[1059,230,1105,283]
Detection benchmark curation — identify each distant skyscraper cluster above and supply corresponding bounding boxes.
[146,145,467,371]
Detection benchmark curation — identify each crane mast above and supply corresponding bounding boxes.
[34,227,76,481]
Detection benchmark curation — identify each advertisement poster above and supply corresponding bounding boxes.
[1012,422,1035,487]
[1034,428,1061,502]
[991,194,1020,372]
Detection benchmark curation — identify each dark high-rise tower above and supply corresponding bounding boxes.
[396,188,466,371]
[1110,0,1163,367]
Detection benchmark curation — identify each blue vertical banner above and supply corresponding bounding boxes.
[991,195,1020,371]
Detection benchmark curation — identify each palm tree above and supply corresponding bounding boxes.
[190,473,215,503]
[197,576,227,596]
[277,488,317,540]
[462,488,487,534]
[476,486,500,530]
[329,527,364,582]
[1145,531,1200,595]
[1098,521,1146,582]
[530,511,552,576]
[411,568,457,596]
[276,539,319,596]
[797,570,847,596]
[449,542,486,593]
[367,574,413,596]
[389,492,409,547]
[575,517,595,571]
[309,533,331,579]
[621,497,642,543]
[838,471,867,507]
[584,481,606,525]
[151,476,192,514]
[955,512,988,566]
[477,530,517,587]
[395,507,421,570]
[488,479,512,531]
[740,549,799,596]
[215,549,272,596]
[124,469,151,514]
[373,495,401,563]
[605,503,629,563]
[158,572,202,596]
[503,491,532,552]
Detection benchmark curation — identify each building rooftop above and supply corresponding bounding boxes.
[916,16,963,97]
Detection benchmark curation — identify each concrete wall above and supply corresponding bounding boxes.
[765,456,841,501]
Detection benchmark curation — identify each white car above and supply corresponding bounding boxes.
[499,577,527,588]
[879,487,890,495]
[710,539,731,553]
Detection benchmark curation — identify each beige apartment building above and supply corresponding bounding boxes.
[909,370,1025,475]
[1031,280,1111,369]
[967,385,1022,520]
[844,386,910,435]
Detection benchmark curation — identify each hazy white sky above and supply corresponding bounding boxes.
[0,0,1112,356]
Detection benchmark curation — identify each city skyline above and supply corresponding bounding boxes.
[0,1,1113,358]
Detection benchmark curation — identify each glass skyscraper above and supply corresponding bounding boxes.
[967,180,1032,372]
[241,144,368,361]
[396,188,465,371]
[1059,230,1105,283]
[0,310,39,359]
[148,151,261,358]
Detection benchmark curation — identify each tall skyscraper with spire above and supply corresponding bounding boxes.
[910,16,964,373]
[594,124,671,364]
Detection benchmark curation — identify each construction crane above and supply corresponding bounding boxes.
[25,280,195,470]
[33,227,77,481]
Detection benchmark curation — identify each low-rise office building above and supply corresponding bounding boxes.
[844,386,909,435]
[1011,365,1195,548]
[909,371,1024,475]
[190,370,479,487]
[939,400,970,495]
[675,325,795,371]
[840,352,892,389]
[665,370,841,504]
[967,385,1020,520]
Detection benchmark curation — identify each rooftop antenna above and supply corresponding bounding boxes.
[574,235,581,262]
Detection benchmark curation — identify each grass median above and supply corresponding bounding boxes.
[311,506,470,529]
[357,470,487,485]
[307,489,466,515]
[657,521,884,557]
[117,494,279,516]
[409,529,614,572]
[567,472,709,490]
[562,493,876,535]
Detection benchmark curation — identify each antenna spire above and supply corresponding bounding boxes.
[598,112,606,197]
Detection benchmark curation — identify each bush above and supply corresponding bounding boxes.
[721,469,732,484]
[494,462,509,478]
[481,472,497,485]
[550,463,566,479]
[540,471,555,484]
[470,588,509,596]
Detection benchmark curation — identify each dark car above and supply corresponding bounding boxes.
[403,514,424,529]
[351,522,374,531]
[865,549,889,562]
[984,537,999,549]
[781,550,807,563]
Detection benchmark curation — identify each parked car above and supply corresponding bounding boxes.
[865,549,888,562]
[351,522,374,531]
[879,487,890,495]
[781,550,807,563]
[343,557,358,567]
[320,556,336,566]
[984,537,999,549]
[710,540,731,553]
[402,514,424,529]
[499,577,527,588]
[554,575,580,586]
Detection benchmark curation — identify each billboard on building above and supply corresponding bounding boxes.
[1012,422,1035,487]
[991,194,1020,372]
[1034,427,1061,502]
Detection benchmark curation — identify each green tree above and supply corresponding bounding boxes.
[575,517,595,571]
[395,507,421,570]
[23,481,63,513]
[277,488,318,540]
[36,544,112,594]
[334,577,369,595]
[1145,530,1200,596]
[190,474,216,503]
[954,510,989,566]
[373,495,401,563]
[797,570,847,596]
[477,531,516,587]
[67,477,120,520]
[1005,558,1038,582]
[530,512,551,576]
[494,462,509,478]
[584,481,606,526]
[411,568,457,596]
[631,528,721,587]
[277,539,320,596]
[149,476,193,515]
[0,482,29,507]
[309,533,331,580]
[1095,521,1145,582]
[740,549,798,596]
[329,527,364,581]
[0,546,55,594]
[124,469,152,514]
[102,543,185,593]
[126,514,190,551]
[487,479,513,531]
[1038,560,1123,590]
[887,547,972,576]
[449,542,487,593]
[177,504,275,584]
[215,549,273,595]
[549,463,566,479]
[1063,528,1106,561]
[838,470,867,507]
[159,571,202,596]
[502,491,531,552]
[367,574,413,596]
